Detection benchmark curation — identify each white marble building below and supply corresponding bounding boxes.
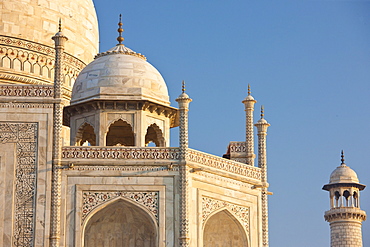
[0,0,270,246]
[0,1,366,247]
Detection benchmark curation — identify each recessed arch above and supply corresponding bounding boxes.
[13,58,21,71]
[83,198,158,247]
[106,119,135,146]
[75,122,96,146]
[203,209,248,247]
[145,123,165,147]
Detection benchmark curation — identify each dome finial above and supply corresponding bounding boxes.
[58,18,62,32]
[248,84,251,96]
[341,150,346,165]
[182,80,186,93]
[117,14,124,45]
[260,105,264,119]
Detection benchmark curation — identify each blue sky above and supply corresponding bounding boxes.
[93,1,370,246]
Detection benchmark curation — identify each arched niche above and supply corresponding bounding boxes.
[106,119,135,146]
[84,199,158,247]
[145,123,165,147]
[75,122,96,146]
[203,209,248,247]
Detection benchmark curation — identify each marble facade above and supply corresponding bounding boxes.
[0,1,271,246]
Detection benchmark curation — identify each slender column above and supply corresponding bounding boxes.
[50,21,68,247]
[255,106,270,247]
[175,81,192,247]
[242,84,256,166]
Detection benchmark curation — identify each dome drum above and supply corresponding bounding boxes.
[64,99,179,128]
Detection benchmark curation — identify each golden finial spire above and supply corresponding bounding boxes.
[341,150,345,165]
[261,105,264,119]
[117,14,124,45]
[58,18,62,32]
[182,80,186,93]
[248,84,251,95]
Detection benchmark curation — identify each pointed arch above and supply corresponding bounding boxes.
[23,60,32,73]
[145,123,165,147]
[13,58,21,71]
[41,65,49,78]
[203,209,248,247]
[34,62,41,75]
[2,56,11,69]
[83,198,158,247]
[75,122,96,146]
[106,119,135,146]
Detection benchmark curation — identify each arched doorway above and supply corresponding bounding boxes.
[106,119,135,146]
[203,209,248,247]
[84,199,157,247]
[75,122,96,146]
[145,124,165,147]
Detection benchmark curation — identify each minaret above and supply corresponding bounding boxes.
[255,106,270,247]
[175,81,192,247]
[242,84,257,166]
[50,19,68,247]
[323,151,367,247]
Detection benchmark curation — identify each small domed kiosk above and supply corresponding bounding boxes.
[323,151,367,247]
[64,19,178,147]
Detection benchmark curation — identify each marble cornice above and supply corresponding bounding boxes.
[63,100,179,127]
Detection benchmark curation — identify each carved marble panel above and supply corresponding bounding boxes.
[82,191,159,223]
[202,196,249,233]
[0,122,38,246]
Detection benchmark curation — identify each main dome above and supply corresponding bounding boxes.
[71,44,170,106]
[0,0,99,63]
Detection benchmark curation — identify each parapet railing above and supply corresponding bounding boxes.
[187,148,261,180]
[61,146,261,180]
[62,146,180,160]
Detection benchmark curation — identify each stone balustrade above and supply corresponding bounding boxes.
[61,146,262,180]
[62,146,181,160]
[187,149,261,180]
[0,84,54,98]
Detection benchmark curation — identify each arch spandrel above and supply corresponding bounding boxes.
[201,196,250,233]
[82,191,159,225]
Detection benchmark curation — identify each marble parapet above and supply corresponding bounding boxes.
[187,148,261,182]
[61,146,262,182]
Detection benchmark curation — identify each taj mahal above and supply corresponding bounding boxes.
[0,0,366,246]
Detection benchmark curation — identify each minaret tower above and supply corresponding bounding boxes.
[50,20,68,247]
[255,106,271,247]
[176,81,192,247]
[242,84,257,166]
[323,151,367,247]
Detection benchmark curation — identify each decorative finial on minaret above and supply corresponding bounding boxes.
[341,150,345,165]
[117,14,124,45]
[182,80,186,93]
[248,84,251,96]
[261,105,264,119]
[58,18,62,32]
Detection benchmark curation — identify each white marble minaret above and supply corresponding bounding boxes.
[323,151,367,247]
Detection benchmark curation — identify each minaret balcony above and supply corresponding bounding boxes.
[324,207,367,222]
